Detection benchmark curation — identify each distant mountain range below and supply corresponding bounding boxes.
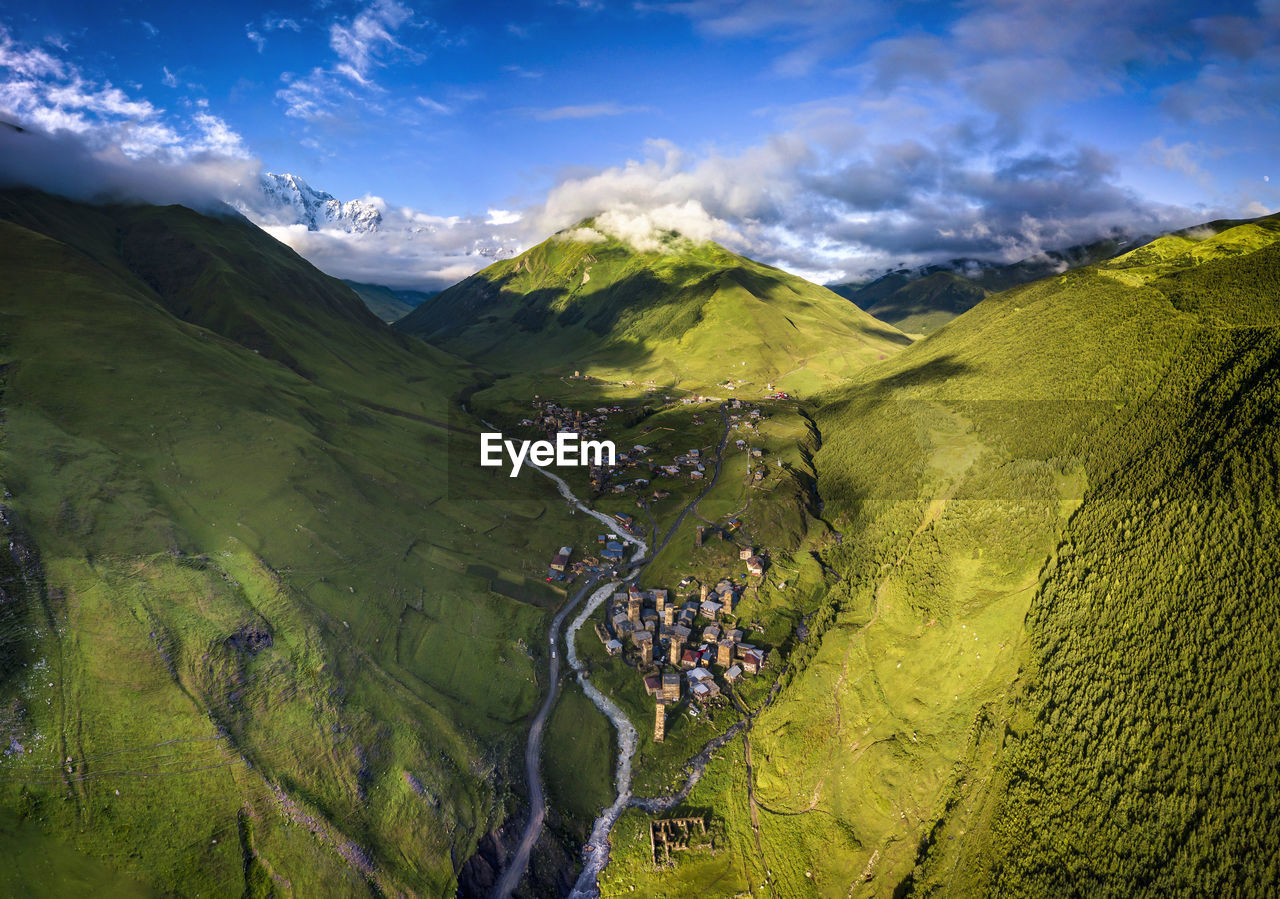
[828,234,1143,333]
[343,279,437,322]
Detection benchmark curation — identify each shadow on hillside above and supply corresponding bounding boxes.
[869,354,971,390]
[865,322,916,347]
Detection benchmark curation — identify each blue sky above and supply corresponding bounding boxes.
[1,0,1277,287]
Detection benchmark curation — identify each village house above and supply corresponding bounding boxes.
[746,556,765,577]
[738,546,754,561]
[549,545,573,575]
[725,664,743,684]
[605,639,622,656]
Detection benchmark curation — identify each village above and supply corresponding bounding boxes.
[548,521,772,744]
[525,387,781,743]
[591,560,770,744]
[518,392,778,501]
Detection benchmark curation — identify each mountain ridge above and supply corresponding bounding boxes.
[396,224,911,395]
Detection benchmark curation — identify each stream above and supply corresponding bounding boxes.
[522,458,648,898]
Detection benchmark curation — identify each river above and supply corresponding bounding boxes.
[487,455,647,899]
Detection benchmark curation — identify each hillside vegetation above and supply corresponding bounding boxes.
[0,189,596,896]
[396,225,910,396]
[605,212,1280,896]
[830,235,1136,335]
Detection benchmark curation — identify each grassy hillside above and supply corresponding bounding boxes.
[606,212,1280,896]
[396,225,910,396]
[863,272,987,335]
[0,189,598,896]
[830,235,1135,335]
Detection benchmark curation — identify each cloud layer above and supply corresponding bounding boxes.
[2,1,1277,291]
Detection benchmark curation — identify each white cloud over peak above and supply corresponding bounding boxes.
[486,208,521,225]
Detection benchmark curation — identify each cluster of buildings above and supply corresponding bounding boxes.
[519,398,620,439]
[546,544,619,583]
[596,579,769,742]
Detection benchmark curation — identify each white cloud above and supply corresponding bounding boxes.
[0,27,66,78]
[416,95,451,114]
[0,24,253,170]
[0,122,261,212]
[274,1,427,124]
[329,0,415,82]
[265,17,302,33]
[524,102,651,121]
[277,67,355,121]
[486,208,521,225]
[162,66,178,88]
[502,64,543,79]
[592,201,737,253]
[260,218,521,290]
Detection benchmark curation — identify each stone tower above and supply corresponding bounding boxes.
[717,640,733,667]
[638,633,653,665]
[654,703,666,743]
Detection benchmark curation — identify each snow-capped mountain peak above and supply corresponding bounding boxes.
[257,172,383,234]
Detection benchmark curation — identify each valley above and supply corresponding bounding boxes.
[0,186,1277,899]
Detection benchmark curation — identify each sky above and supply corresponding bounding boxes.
[1,0,1277,289]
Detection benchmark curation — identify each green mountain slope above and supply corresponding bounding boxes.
[830,235,1136,334]
[608,212,1280,896]
[344,280,436,324]
[396,226,911,395]
[0,190,596,896]
[863,271,988,335]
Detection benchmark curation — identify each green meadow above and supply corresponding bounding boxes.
[0,189,601,895]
